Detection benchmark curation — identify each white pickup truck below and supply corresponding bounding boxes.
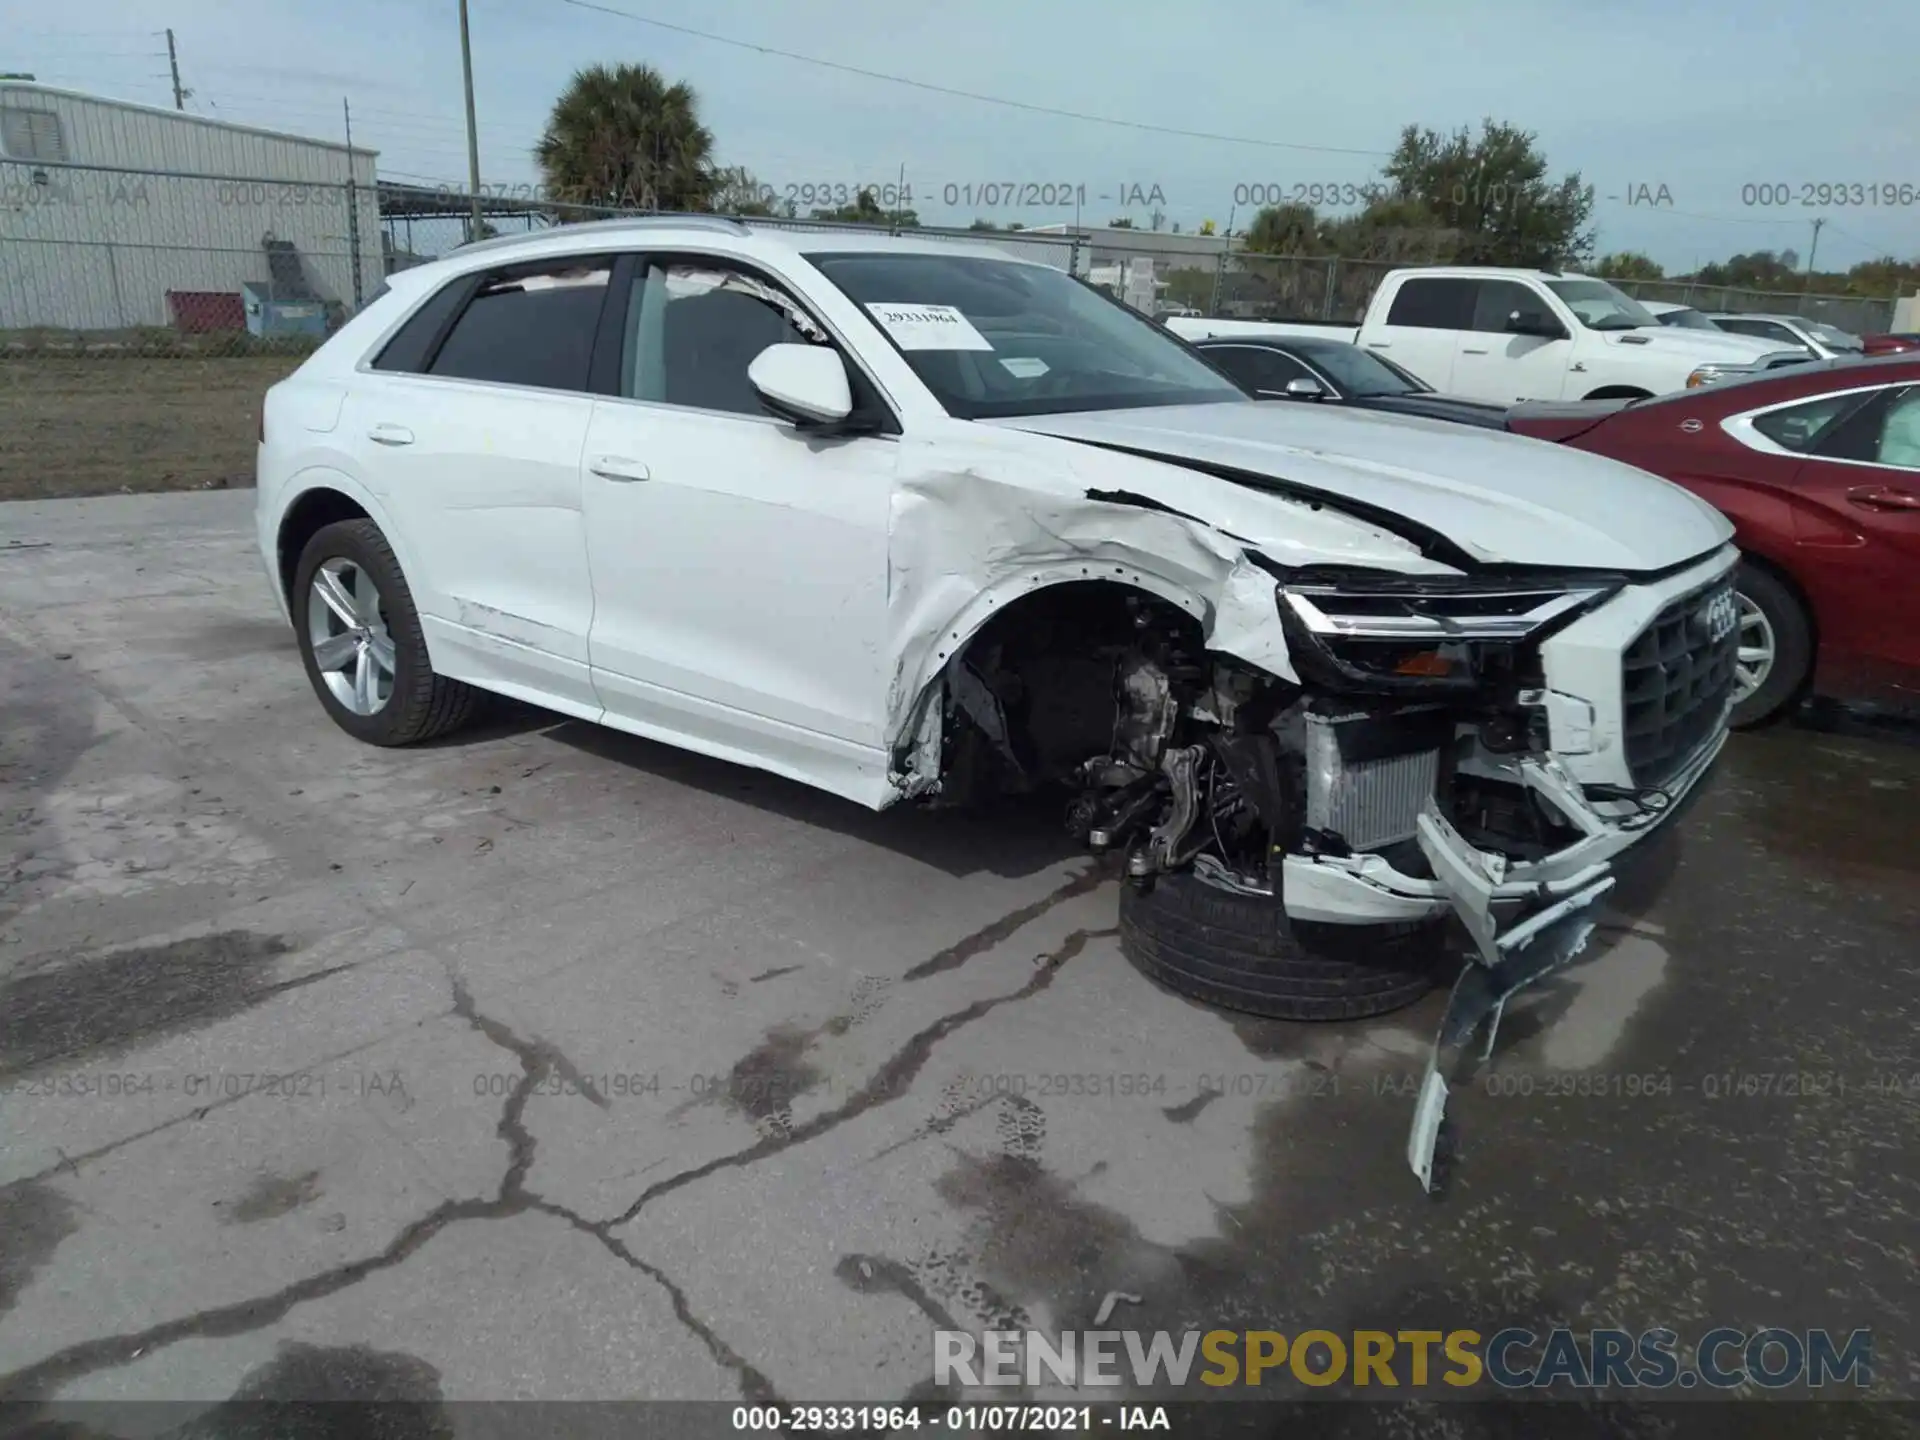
[1169,267,1810,403]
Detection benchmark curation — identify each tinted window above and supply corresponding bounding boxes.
[1752,391,1872,453]
[623,261,822,414]
[1469,280,1542,333]
[1288,339,1428,396]
[427,260,612,390]
[810,251,1245,421]
[1203,345,1312,393]
[370,279,470,373]
[1383,278,1475,330]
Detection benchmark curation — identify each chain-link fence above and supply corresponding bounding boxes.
[3,161,1910,500]
[1608,278,1896,336]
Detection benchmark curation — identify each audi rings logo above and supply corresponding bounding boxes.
[1697,588,1738,645]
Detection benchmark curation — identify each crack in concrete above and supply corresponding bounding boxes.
[901,865,1106,982]
[0,985,778,1413]
[0,813,1112,1412]
[611,924,1116,1227]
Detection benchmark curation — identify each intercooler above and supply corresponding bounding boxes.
[1303,706,1447,852]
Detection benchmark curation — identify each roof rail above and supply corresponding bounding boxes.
[450,213,753,256]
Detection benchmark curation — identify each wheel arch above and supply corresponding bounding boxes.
[274,470,415,613]
[892,559,1214,739]
[1580,384,1654,401]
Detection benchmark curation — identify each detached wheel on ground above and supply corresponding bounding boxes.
[1729,562,1813,729]
[292,518,480,746]
[1119,869,1443,1021]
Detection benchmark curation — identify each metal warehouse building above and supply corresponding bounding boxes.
[0,83,382,333]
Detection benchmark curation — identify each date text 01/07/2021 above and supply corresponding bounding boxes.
[730,1405,1172,1432]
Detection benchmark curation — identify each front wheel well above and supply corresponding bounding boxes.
[1580,385,1653,401]
[276,488,370,607]
[932,580,1212,798]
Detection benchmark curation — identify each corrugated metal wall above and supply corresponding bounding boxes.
[0,85,382,331]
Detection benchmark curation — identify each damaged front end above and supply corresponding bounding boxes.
[893,547,1737,1197]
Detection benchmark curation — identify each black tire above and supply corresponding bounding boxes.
[292,518,480,746]
[1119,869,1444,1021]
[1729,561,1813,729]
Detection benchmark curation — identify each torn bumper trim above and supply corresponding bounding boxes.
[1281,726,1725,926]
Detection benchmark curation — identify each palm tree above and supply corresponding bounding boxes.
[535,63,715,214]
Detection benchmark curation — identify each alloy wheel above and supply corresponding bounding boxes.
[1731,591,1776,704]
[307,557,396,716]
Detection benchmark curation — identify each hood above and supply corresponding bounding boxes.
[991,401,1733,573]
[1605,325,1793,366]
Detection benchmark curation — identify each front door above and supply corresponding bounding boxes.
[581,255,899,805]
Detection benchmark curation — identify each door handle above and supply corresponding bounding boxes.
[1847,484,1920,511]
[589,455,651,483]
[1462,346,1489,355]
[367,423,414,446]
[1365,342,1390,350]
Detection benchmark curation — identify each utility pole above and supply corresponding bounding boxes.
[165,29,189,109]
[458,0,483,242]
[1805,217,1824,278]
[343,97,364,307]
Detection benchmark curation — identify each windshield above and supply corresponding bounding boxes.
[1287,339,1430,396]
[1809,321,1864,351]
[1545,279,1660,332]
[807,251,1247,419]
[1658,307,1722,331]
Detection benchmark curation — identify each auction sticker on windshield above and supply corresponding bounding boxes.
[866,302,995,351]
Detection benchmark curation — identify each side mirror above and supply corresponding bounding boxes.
[748,343,853,426]
[1506,310,1566,340]
[1281,377,1327,400]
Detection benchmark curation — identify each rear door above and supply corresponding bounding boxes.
[1363,276,1474,391]
[1453,279,1570,403]
[342,253,614,711]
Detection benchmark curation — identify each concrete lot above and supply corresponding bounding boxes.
[1,491,1917,1434]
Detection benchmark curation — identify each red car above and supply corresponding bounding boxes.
[1861,333,1920,356]
[1506,356,1920,726]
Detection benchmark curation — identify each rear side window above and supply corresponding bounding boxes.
[1751,390,1875,453]
[370,281,469,373]
[1384,278,1476,330]
[1204,345,1312,393]
[426,260,614,391]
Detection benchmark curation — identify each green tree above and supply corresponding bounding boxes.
[1382,119,1594,267]
[1244,202,1320,255]
[709,165,776,216]
[1594,251,1665,281]
[810,186,919,227]
[967,218,1000,230]
[1320,195,1459,263]
[535,62,715,212]
[1107,217,1135,229]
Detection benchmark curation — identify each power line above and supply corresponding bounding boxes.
[552,0,1391,158]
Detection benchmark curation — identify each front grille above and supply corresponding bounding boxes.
[1621,580,1738,788]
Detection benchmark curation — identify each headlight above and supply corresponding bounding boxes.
[1686,364,1743,387]
[1274,573,1620,694]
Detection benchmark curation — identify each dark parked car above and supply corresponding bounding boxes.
[1505,356,1920,725]
[1191,334,1510,428]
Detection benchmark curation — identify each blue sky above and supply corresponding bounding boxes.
[9,0,1920,271]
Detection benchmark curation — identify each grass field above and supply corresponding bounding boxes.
[0,357,303,502]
